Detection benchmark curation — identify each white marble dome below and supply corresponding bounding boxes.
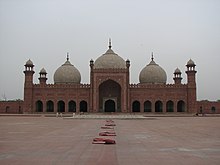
[54,57,81,84]
[94,45,126,69]
[139,56,167,84]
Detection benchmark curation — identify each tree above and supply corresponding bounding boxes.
[2,93,7,101]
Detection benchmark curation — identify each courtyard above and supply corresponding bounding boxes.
[0,115,219,165]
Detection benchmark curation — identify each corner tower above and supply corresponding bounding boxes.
[23,59,35,113]
[186,59,197,113]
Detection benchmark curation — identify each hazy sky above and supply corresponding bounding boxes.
[0,0,219,101]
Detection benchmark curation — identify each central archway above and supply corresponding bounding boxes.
[99,80,121,112]
[104,99,116,112]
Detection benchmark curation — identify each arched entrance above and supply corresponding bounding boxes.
[155,101,163,112]
[166,100,174,112]
[211,106,216,113]
[57,100,65,113]
[99,80,121,112]
[36,100,43,112]
[104,99,116,112]
[80,100,87,112]
[68,100,76,112]
[47,100,54,112]
[177,100,185,112]
[144,100,151,112]
[6,106,9,113]
[132,101,140,112]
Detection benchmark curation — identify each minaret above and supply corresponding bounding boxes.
[186,59,197,84]
[173,68,182,84]
[38,68,47,84]
[185,59,197,113]
[126,59,131,112]
[89,59,94,112]
[23,59,35,113]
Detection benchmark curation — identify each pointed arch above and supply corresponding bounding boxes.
[6,106,10,113]
[177,100,185,112]
[166,100,174,112]
[144,100,152,112]
[80,100,87,112]
[57,100,65,113]
[36,100,43,112]
[46,100,54,112]
[104,99,116,112]
[132,101,140,112]
[68,100,76,112]
[155,101,163,112]
[99,79,121,112]
[211,106,216,113]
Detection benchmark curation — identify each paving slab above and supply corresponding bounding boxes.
[0,116,219,165]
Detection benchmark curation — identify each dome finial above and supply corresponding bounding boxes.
[67,52,69,61]
[109,38,112,49]
[151,52,154,61]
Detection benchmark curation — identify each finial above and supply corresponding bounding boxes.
[67,52,69,61]
[109,38,112,49]
[151,52,154,61]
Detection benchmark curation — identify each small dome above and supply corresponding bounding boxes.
[25,59,34,66]
[139,56,167,84]
[40,68,47,74]
[54,57,81,84]
[174,68,181,74]
[94,42,126,69]
[187,59,195,66]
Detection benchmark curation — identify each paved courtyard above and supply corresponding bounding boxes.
[0,115,219,165]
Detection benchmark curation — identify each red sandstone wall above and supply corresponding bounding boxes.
[197,101,220,114]
[0,101,23,113]
[31,84,90,113]
[129,84,189,112]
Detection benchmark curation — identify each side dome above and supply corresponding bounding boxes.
[94,41,126,69]
[54,56,81,84]
[139,55,167,84]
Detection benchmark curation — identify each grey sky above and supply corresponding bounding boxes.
[0,0,219,101]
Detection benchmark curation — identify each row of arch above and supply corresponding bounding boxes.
[36,100,186,113]
[36,100,88,112]
[132,100,186,112]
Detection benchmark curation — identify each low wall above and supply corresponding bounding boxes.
[0,101,23,113]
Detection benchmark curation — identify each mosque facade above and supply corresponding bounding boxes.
[22,42,198,114]
[0,42,219,114]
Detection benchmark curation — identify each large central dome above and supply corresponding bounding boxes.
[54,56,81,84]
[94,41,126,69]
[139,55,167,84]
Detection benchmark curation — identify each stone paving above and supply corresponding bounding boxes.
[0,116,219,165]
[66,114,147,119]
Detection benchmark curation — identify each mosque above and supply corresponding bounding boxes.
[0,41,219,114]
[22,41,197,114]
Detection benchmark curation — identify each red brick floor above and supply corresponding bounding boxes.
[0,116,219,165]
